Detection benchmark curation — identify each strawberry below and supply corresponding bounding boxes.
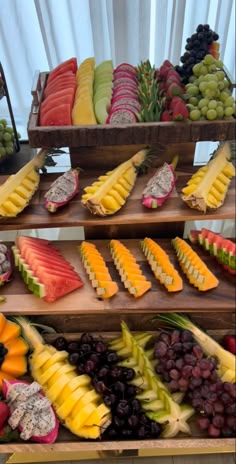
[0,425,19,443]
[166,83,184,98]
[0,401,10,428]
[161,110,172,121]
[223,335,236,354]
[172,101,189,121]
[169,96,183,111]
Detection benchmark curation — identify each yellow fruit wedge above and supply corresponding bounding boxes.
[0,149,47,217]
[182,143,235,213]
[82,149,150,216]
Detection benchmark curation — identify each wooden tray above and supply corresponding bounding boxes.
[27,72,236,148]
[1,239,235,316]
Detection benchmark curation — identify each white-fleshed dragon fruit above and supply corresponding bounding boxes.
[44,168,80,213]
[2,379,59,443]
[142,156,178,208]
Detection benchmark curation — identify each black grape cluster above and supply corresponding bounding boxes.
[54,333,162,440]
[176,24,219,83]
[153,329,236,438]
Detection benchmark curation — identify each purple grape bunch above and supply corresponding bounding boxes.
[153,329,236,438]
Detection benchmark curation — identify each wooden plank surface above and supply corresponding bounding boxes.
[27,111,236,148]
[0,163,235,231]
[0,239,235,315]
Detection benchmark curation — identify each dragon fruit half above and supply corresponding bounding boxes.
[44,168,80,213]
[142,156,178,208]
[0,243,12,286]
[2,380,59,443]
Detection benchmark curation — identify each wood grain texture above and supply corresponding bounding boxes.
[0,437,235,454]
[1,239,235,316]
[0,163,235,231]
[27,109,236,148]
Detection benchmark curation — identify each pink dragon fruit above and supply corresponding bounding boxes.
[0,243,12,286]
[2,380,59,443]
[44,168,80,213]
[142,156,179,208]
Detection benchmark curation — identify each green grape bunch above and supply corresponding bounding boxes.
[184,54,236,121]
[0,118,21,160]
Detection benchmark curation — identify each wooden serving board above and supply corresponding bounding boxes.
[1,239,235,316]
[0,165,235,231]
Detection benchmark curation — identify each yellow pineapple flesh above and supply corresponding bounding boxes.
[182,143,235,213]
[0,149,47,217]
[14,317,111,439]
[81,149,150,216]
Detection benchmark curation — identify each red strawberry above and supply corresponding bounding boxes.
[169,96,183,111]
[0,401,10,428]
[166,83,184,98]
[172,101,189,121]
[223,335,236,354]
[167,69,181,81]
[161,110,172,121]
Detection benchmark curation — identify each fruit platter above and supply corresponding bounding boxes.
[27,24,235,148]
[0,309,235,452]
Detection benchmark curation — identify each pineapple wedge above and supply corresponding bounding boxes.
[182,143,235,213]
[14,317,111,439]
[0,149,47,217]
[81,149,150,216]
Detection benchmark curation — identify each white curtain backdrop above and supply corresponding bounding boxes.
[0,0,235,137]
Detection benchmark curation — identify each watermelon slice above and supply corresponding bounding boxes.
[12,237,83,302]
[188,228,236,275]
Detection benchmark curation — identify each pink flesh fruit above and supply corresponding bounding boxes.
[142,156,178,208]
[0,244,12,286]
[44,169,79,213]
[2,380,59,444]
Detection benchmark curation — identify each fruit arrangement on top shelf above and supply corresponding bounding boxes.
[37,24,235,127]
[0,313,235,443]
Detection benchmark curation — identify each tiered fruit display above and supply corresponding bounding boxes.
[0,119,20,161]
[0,313,28,390]
[81,148,149,216]
[185,55,235,121]
[107,63,140,124]
[175,24,220,83]
[79,241,119,298]
[188,227,236,275]
[72,57,96,125]
[12,236,84,302]
[182,142,235,213]
[0,149,47,217]
[40,58,77,126]
[110,239,151,298]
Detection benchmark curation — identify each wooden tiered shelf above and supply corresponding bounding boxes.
[0,118,235,456]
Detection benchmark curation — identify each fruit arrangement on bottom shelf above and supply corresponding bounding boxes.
[0,313,235,445]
